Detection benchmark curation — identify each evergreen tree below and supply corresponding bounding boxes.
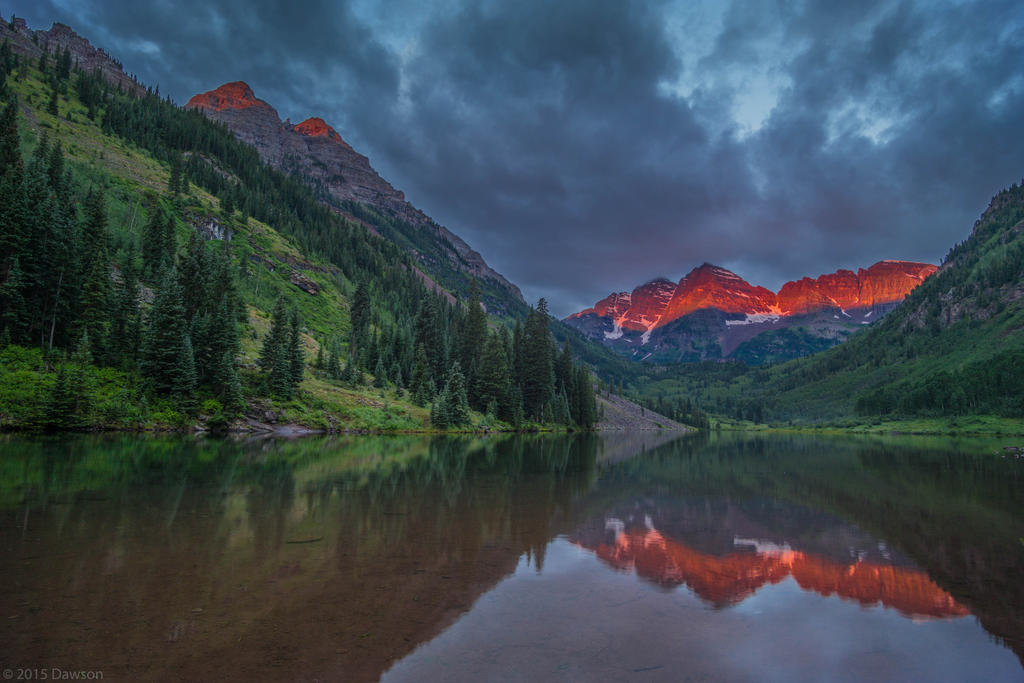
[373,356,387,388]
[573,366,598,428]
[414,296,446,382]
[460,279,487,406]
[0,98,20,175]
[410,343,432,405]
[475,331,511,420]
[520,299,554,420]
[430,391,449,429]
[77,250,111,363]
[555,339,573,396]
[260,297,293,399]
[288,306,304,390]
[168,153,184,195]
[440,362,471,426]
[350,280,370,339]
[80,188,109,278]
[0,256,27,342]
[110,250,140,367]
[56,47,72,81]
[174,334,198,411]
[216,351,246,414]
[141,267,191,394]
[179,231,207,324]
[314,342,326,376]
[340,352,356,384]
[326,337,343,380]
[45,362,76,429]
[141,208,168,278]
[201,297,239,388]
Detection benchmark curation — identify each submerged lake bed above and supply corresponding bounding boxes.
[1,433,1022,681]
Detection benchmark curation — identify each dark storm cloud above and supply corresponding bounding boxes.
[16,1,1024,315]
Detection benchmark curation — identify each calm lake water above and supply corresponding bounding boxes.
[1,432,1022,682]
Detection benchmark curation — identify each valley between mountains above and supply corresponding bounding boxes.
[0,16,1022,435]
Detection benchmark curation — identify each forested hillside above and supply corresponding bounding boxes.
[0,33,598,432]
[634,182,1024,427]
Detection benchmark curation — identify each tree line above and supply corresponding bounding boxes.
[0,39,598,430]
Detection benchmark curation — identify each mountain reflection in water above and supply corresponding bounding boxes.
[0,432,1021,681]
[575,525,967,617]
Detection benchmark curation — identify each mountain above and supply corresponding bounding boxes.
[186,82,523,313]
[0,16,599,432]
[0,19,146,96]
[634,181,1024,423]
[566,260,936,364]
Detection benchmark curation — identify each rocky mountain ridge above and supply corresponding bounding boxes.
[566,260,936,364]
[0,18,146,96]
[186,82,523,304]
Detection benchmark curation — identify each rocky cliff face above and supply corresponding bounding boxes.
[567,260,937,363]
[777,261,938,314]
[0,18,146,96]
[187,82,522,303]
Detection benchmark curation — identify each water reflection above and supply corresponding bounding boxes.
[571,507,967,617]
[0,432,1021,681]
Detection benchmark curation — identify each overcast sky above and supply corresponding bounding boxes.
[17,0,1024,316]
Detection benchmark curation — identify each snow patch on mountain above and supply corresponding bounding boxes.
[725,313,781,326]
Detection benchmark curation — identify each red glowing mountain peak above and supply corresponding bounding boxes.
[186,81,271,112]
[665,264,777,320]
[570,259,937,332]
[294,117,340,140]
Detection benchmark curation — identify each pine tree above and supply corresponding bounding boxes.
[314,342,326,376]
[288,306,304,391]
[437,362,471,427]
[110,250,140,367]
[340,352,356,384]
[79,188,109,278]
[168,153,184,195]
[430,391,449,429]
[520,299,554,420]
[0,256,28,342]
[475,331,511,420]
[260,297,292,399]
[56,47,71,81]
[410,343,432,405]
[77,251,111,363]
[179,231,207,324]
[47,86,58,116]
[175,334,198,411]
[350,280,370,339]
[142,208,167,278]
[572,366,598,428]
[0,98,20,175]
[326,337,343,380]
[414,296,446,382]
[218,351,246,414]
[460,279,487,406]
[555,339,573,396]
[141,267,191,394]
[373,356,387,388]
[45,362,76,429]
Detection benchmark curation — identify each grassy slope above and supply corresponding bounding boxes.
[0,67,462,432]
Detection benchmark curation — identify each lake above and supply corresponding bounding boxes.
[1,432,1022,681]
